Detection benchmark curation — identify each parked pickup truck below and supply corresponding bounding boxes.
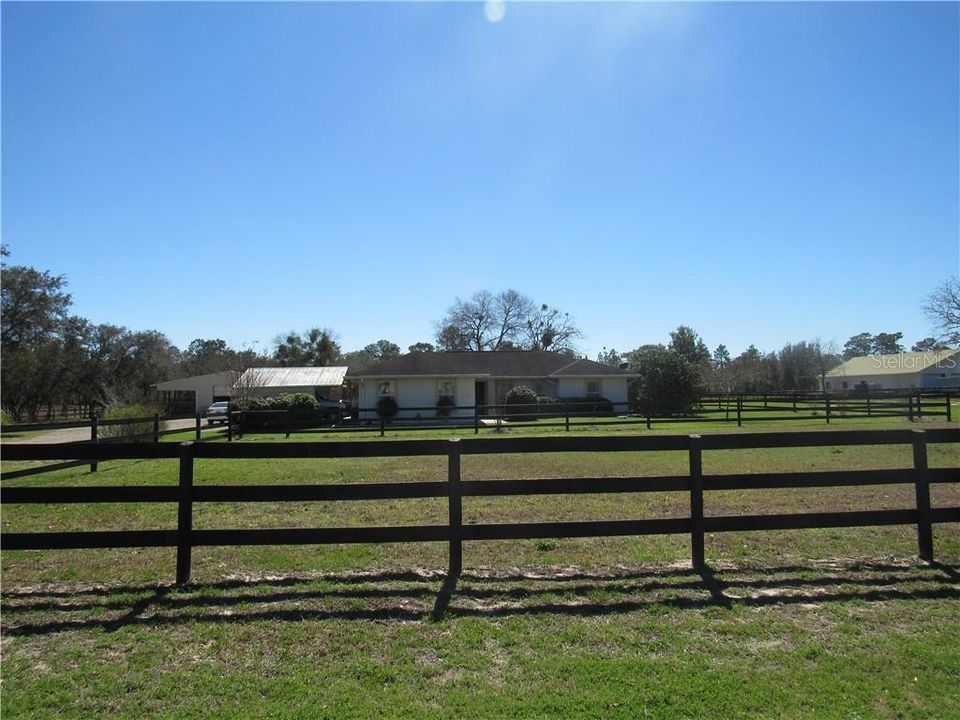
[317,395,350,423]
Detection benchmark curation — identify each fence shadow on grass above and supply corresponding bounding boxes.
[3,561,958,637]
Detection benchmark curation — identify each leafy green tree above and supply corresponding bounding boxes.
[1,265,72,351]
[777,341,826,391]
[842,333,874,360]
[871,332,905,355]
[912,337,946,352]
[341,339,401,372]
[596,347,623,367]
[273,327,341,366]
[180,339,230,375]
[712,344,731,369]
[626,345,702,416]
[668,326,711,367]
[364,339,401,361]
[408,342,435,353]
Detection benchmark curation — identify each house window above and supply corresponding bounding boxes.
[378,381,395,398]
[586,380,601,398]
[437,379,456,403]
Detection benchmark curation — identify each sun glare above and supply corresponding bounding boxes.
[484,0,506,24]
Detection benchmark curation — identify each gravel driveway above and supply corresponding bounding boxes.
[2,418,223,444]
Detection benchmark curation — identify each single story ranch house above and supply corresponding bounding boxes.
[346,350,638,419]
[823,349,960,391]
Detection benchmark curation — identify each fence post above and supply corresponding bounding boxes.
[474,404,479,435]
[447,439,463,580]
[866,395,872,417]
[907,394,914,422]
[565,410,570,432]
[90,415,99,473]
[947,393,953,423]
[176,441,195,584]
[153,414,160,443]
[380,414,385,438]
[825,396,831,424]
[227,413,233,442]
[689,434,705,569]
[912,430,933,562]
[736,397,742,427]
[195,413,202,441]
[646,412,651,430]
[916,392,922,419]
[286,410,292,440]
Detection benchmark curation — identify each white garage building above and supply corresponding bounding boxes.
[154,371,240,414]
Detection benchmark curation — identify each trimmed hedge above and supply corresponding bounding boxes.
[240,393,319,412]
[504,386,539,421]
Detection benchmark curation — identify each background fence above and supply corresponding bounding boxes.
[2,391,953,453]
[0,413,213,480]
[2,428,958,584]
[232,390,954,438]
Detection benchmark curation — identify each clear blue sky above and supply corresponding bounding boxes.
[3,1,958,359]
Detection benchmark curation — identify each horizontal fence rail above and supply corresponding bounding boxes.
[0,413,222,480]
[2,429,958,584]
[230,390,954,438]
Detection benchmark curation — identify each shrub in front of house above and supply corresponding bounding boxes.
[376,397,399,421]
[504,385,539,421]
[436,396,456,417]
[282,393,320,412]
[237,393,327,430]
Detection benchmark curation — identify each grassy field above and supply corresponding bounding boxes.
[2,414,958,718]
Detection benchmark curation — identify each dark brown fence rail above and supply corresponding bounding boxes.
[0,413,219,480]
[2,429,958,584]
[232,391,954,438]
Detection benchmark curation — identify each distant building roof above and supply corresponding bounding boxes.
[825,350,959,378]
[345,351,637,379]
[153,371,240,391]
[237,366,348,388]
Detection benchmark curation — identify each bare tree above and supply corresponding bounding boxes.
[435,290,581,352]
[522,304,583,352]
[924,277,960,345]
[231,366,268,409]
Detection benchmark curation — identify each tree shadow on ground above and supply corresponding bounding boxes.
[2,560,958,637]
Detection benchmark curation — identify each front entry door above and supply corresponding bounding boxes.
[474,381,487,413]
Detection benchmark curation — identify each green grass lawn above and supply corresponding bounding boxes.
[2,414,958,719]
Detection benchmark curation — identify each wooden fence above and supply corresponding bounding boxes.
[234,391,953,438]
[1,413,211,480]
[2,428,958,584]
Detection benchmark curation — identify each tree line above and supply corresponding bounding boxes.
[2,247,957,421]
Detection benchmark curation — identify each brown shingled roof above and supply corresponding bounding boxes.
[345,351,636,378]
